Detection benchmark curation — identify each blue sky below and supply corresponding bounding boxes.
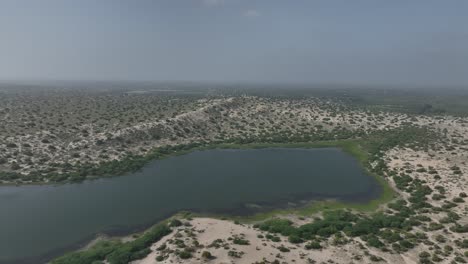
[0,0,467,86]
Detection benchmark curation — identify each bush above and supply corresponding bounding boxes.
[305,241,322,250]
[379,230,402,243]
[419,251,430,258]
[10,162,20,170]
[228,250,243,258]
[458,239,468,248]
[265,234,281,242]
[432,254,443,262]
[178,250,192,259]
[428,222,443,231]
[169,219,182,227]
[288,235,304,244]
[258,218,294,235]
[277,245,290,252]
[399,240,415,250]
[156,244,166,251]
[435,234,446,243]
[233,238,250,245]
[450,224,468,233]
[6,143,17,148]
[369,255,383,262]
[366,235,384,248]
[51,240,118,264]
[201,251,213,259]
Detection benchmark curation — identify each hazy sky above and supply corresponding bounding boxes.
[1,0,467,86]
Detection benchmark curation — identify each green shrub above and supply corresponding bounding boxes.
[201,251,213,259]
[450,224,468,233]
[228,250,243,258]
[288,235,303,244]
[169,219,182,227]
[258,218,294,235]
[178,250,192,259]
[305,241,322,250]
[432,254,443,262]
[419,251,430,258]
[454,256,467,263]
[265,234,281,242]
[435,234,446,243]
[369,255,383,262]
[365,235,384,248]
[51,240,118,264]
[156,244,166,251]
[277,245,290,252]
[233,238,250,245]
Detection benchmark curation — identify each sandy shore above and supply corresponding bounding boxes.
[132,217,413,264]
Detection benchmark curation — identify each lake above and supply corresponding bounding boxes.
[0,148,381,263]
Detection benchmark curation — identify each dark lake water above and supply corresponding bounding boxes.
[0,148,381,263]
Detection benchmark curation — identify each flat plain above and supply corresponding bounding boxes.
[0,83,467,264]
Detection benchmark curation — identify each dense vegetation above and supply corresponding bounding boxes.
[51,223,172,264]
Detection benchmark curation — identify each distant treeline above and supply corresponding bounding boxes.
[228,86,468,116]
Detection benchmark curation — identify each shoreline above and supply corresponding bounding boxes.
[0,139,394,195]
[0,140,396,215]
[3,195,383,264]
[3,141,396,264]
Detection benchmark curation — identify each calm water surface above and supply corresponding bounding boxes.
[0,148,381,263]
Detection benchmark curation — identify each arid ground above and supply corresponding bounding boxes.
[1,84,467,264]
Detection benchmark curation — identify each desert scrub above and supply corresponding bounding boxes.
[232,237,250,245]
[277,245,290,252]
[305,241,322,250]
